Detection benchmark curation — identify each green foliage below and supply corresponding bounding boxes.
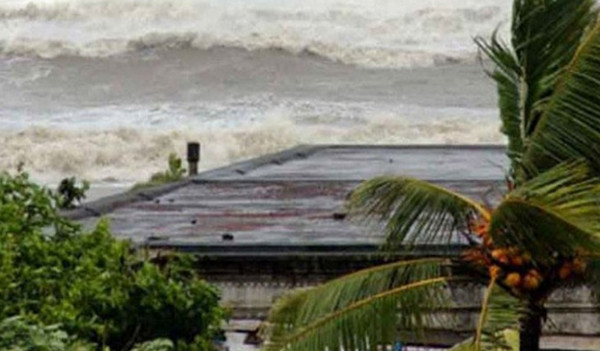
[265,259,451,351]
[133,154,186,190]
[448,330,518,351]
[474,33,522,180]
[347,177,489,249]
[522,19,600,177]
[489,161,600,263]
[0,171,224,351]
[154,153,186,182]
[476,0,597,183]
[57,177,90,209]
[473,282,521,351]
[131,340,173,351]
[0,171,75,236]
[0,317,94,351]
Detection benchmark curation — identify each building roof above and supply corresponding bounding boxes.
[65,145,508,249]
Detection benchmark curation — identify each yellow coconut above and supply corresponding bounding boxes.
[522,271,541,290]
[491,249,509,264]
[504,272,522,287]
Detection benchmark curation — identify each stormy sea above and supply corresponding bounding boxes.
[0,0,510,194]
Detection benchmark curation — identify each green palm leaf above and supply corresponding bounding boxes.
[489,161,600,262]
[475,32,522,180]
[511,0,596,136]
[477,0,597,181]
[348,177,490,249]
[449,330,519,351]
[447,280,520,351]
[520,17,600,177]
[264,258,452,351]
[475,279,521,351]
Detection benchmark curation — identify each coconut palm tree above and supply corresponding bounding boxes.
[263,1,600,350]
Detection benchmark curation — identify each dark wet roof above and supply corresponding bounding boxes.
[65,145,508,248]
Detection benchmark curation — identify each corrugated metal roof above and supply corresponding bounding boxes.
[66,145,508,247]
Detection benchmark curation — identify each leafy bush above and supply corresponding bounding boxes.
[0,171,224,350]
[131,340,173,351]
[0,317,94,351]
[57,177,90,209]
[0,172,74,236]
[133,154,186,190]
[0,317,177,351]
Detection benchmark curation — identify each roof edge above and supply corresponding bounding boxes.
[60,144,319,220]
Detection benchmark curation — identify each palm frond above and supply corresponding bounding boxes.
[520,15,600,177]
[512,0,596,136]
[477,0,597,181]
[447,281,520,351]
[474,278,497,350]
[348,177,490,249]
[264,259,452,351]
[449,331,519,351]
[476,279,521,351]
[489,161,600,263]
[475,32,523,180]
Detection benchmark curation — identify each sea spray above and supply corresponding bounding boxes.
[0,0,511,187]
[0,115,503,185]
[0,0,509,68]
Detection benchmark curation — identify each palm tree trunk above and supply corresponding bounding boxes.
[519,304,544,351]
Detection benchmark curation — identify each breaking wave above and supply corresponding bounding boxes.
[0,0,510,68]
[0,115,504,185]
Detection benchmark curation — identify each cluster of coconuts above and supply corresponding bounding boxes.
[465,219,587,295]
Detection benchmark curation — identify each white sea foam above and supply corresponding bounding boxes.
[0,113,504,185]
[0,1,509,187]
[0,0,510,68]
